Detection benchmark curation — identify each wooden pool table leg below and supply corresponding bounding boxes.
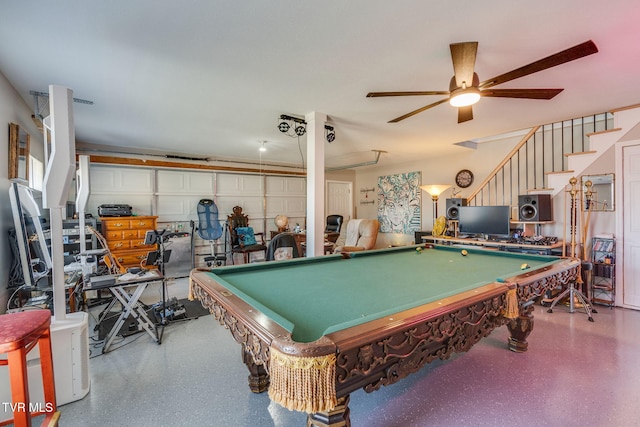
[307,395,351,427]
[242,349,269,393]
[506,302,535,353]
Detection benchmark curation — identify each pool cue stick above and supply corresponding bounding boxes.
[562,184,568,257]
[568,177,579,259]
[546,177,594,321]
[578,182,584,259]
[582,180,594,261]
[582,182,594,300]
[583,206,592,258]
[578,186,583,260]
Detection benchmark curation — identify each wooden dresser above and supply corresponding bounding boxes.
[100,216,158,270]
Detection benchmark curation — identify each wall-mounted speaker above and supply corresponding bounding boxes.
[518,194,552,221]
[446,198,467,220]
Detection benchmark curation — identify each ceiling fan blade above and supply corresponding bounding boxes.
[481,88,564,99]
[479,40,598,89]
[450,42,478,88]
[367,91,449,97]
[388,98,449,123]
[457,106,473,123]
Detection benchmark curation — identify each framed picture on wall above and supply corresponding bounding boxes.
[377,171,421,233]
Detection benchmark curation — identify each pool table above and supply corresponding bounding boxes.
[189,245,579,426]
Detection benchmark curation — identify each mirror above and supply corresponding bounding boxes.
[582,173,614,212]
[8,123,30,181]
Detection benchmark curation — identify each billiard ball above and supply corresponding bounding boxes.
[415,247,423,254]
[461,250,468,256]
[521,263,530,270]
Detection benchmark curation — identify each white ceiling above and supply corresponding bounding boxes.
[1,1,639,169]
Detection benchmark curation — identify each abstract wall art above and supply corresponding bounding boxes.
[377,171,422,233]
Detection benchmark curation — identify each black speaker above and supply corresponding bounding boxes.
[446,198,467,220]
[518,194,552,221]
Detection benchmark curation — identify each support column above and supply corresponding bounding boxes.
[43,85,76,322]
[305,112,327,257]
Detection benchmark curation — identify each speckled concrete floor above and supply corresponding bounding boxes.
[56,281,640,427]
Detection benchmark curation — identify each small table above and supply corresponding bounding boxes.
[300,241,334,255]
[271,231,335,255]
[190,245,579,425]
[86,270,163,352]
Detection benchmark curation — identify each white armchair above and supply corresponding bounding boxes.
[333,219,379,253]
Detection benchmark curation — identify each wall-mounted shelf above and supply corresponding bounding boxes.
[360,187,375,205]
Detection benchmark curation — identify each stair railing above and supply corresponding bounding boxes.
[466,112,613,208]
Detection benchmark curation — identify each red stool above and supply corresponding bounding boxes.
[0,310,59,427]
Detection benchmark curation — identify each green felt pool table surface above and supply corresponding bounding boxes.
[199,245,561,342]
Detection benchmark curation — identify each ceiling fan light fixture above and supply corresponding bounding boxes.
[449,87,481,107]
[368,40,597,122]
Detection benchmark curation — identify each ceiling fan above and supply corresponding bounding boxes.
[367,40,598,124]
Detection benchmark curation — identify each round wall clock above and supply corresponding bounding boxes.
[455,169,474,188]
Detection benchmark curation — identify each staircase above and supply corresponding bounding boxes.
[545,127,619,196]
[467,104,640,206]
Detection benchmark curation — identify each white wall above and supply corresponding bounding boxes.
[87,165,307,266]
[355,134,617,248]
[355,135,523,246]
[546,145,617,255]
[0,71,45,312]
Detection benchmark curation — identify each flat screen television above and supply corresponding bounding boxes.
[458,205,511,237]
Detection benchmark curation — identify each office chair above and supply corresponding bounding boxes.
[325,214,343,243]
[196,199,227,267]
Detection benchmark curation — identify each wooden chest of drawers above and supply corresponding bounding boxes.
[100,216,158,270]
